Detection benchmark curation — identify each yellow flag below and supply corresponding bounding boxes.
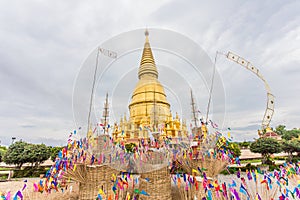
[126,192,130,200]
[99,188,105,196]
[213,181,218,188]
[192,169,199,174]
[112,173,116,181]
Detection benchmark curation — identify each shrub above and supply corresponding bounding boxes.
[13,166,48,178]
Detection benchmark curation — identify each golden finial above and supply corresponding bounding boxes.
[145,29,149,36]
[138,28,158,79]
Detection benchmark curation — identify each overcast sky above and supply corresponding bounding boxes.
[0,0,299,146]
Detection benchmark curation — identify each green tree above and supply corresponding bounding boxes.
[3,141,30,168]
[49,146,63,162]
[238,141,251,149]
[250,137,282,164]
[3,142,50,168]
[275,125,287,135]
[27,144,50,167]
[281,139,300,161]
[282,129,300,140]
[228,142,241,157]
[280,129,300,161]
[0,146,7,162]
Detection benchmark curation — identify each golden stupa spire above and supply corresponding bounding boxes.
[138,29,158,79]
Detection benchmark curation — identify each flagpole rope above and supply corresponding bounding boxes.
[87,47,100,137]
[205,51,220,124]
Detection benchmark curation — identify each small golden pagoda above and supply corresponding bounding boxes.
[113,30,188,142]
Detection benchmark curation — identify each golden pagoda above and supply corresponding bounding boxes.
[112,30,188,142]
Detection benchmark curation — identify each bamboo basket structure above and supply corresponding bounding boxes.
[178,182,227,200]
[110,149,169,174]
[178,156,228,178]
[91,134,111,158]
[176,154,228,199]
[178,184,205,200]
[64,134,179,200]
[64,148,171,199]
[65,164,119,200]
[192,157,228,177]
[139,166,172,200]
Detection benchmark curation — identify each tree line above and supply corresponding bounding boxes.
[0,124,299,168]
[0,141,63,169]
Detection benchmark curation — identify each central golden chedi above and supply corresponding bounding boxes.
[113,30,187,142]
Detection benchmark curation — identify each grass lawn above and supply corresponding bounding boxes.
[240,159,261,164]
[0,167,13,171]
